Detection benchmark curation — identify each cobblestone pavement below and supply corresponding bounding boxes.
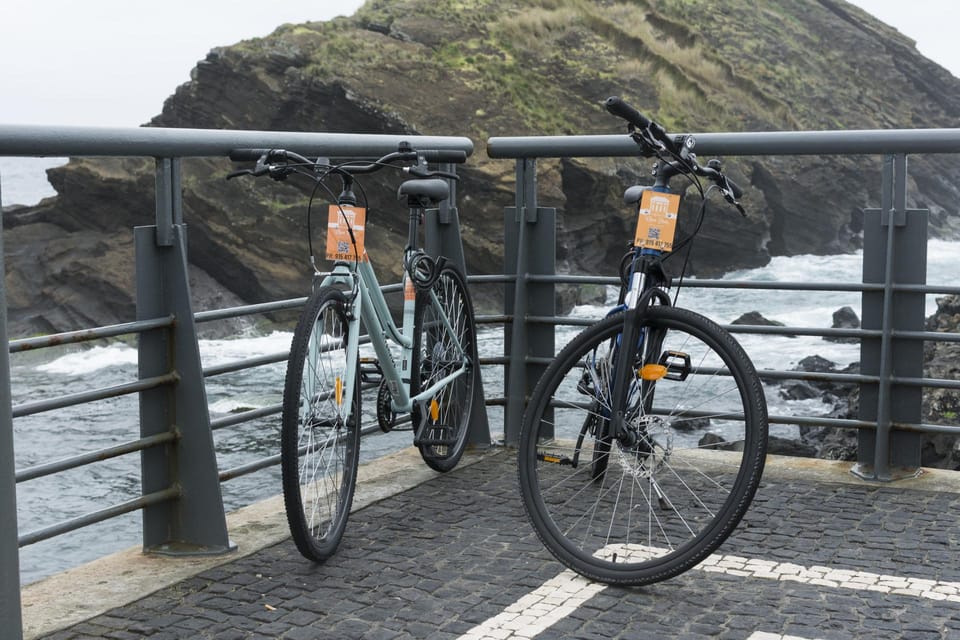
[40,449,960,639]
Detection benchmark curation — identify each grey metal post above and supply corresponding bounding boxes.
[0,178,24,639]
[854,154,927,481]
[503,159,556,445]
[424,165,490,447]
[136,159,233,554]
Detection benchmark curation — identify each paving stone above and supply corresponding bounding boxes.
[34,450,960,640]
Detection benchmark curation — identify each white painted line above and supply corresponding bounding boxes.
[696,552,960,600]
[458,546,960,640]
[457,569,605,640]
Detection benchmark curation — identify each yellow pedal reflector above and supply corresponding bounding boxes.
[335,376,343,406]
[429,398,440,422]
[639,364,668,381]
[542,454,563,464]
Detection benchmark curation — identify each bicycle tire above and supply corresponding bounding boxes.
[518,305,767,585]
[281,286,361,562]
[411,264,478,472]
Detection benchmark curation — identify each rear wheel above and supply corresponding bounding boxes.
[281,287,361,562]
[518,306,767,585]
[411,265,477,472]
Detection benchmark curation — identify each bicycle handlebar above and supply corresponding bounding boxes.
[227,145,466,184]
[604,96,676,154]
[605,95,744,211]
[229,147,467,165]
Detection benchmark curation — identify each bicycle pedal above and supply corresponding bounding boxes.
[537,451,575,466]
[658,350,691,381]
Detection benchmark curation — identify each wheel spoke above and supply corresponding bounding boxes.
[281,288,360,562]
[519,307,767,585]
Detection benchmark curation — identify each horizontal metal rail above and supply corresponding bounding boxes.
[18,486,180,547]
[194,298,306,323]
[210,404,283,431]
[202,352,289,378]
[217,421,396,482]
[15,432,176,483]
[0,125,474,158]
[487,128,960,158]
[12,372,178,418]
[8,316,174,353]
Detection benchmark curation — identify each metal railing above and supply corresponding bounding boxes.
[0,124,476,639]
[490,128,960,484]
[3,122,960,639]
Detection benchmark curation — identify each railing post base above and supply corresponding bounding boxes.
[424,166,491,448]
[850,463,923,482]
[857,153,927,481]
[503,158,556,445]
[136,223,234,556]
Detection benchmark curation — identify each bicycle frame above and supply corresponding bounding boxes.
[317,217,471,425]
[604,185,674,444]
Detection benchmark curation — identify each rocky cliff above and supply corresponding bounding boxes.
[5,0,960,336]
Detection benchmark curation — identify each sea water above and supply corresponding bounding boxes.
[4,160,959,584]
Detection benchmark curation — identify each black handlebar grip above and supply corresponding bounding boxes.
[229,148,272,162]
[419,149,468,164]
[604,96,651,129]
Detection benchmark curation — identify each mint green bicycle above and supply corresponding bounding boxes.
[229,145,478,561]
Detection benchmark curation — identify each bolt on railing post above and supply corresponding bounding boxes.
[136,158,234,554]
[424,165,490,447]
[503,158,556,445]
[854,153,927,481]
[0,178,24,639]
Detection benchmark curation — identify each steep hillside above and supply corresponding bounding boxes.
[5,0,960,335]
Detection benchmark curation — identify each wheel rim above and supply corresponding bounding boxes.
[297,301,354,545]
[527,312,761,578]
[417,271,473,459]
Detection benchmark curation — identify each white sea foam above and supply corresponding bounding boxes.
[36,344,138,375]
[198,331,293,365]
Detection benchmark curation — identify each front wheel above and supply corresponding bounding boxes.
[411,265,478,472]
[281,287,361,562]
[518,305,768,586]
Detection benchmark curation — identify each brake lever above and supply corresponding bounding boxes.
[226,169,252,180]
[720,189,746,217]
[406,166,461,181]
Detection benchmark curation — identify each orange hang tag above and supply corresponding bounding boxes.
[634,190,680,252]
[325,205,367,261]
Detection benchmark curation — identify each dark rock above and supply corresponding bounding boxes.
[920,294,960,469]
[778,381,821,401]
[785,296,960,470]
[825,305,861,343]
[556,283,607,314]
[671,416,711,432]
[698,433,739,451]
[7,2,960,336]
[795,355,837,372]
[731,311,785,327]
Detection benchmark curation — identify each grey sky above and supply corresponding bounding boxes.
[0,0,365,126]
[0,0,955,127]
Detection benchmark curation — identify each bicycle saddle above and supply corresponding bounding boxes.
[623,185,646,205]
[398,178,449,204]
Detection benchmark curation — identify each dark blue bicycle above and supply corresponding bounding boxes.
[517,97,769,586]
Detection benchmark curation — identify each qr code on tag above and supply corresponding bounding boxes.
[338,241,350,253]
[647,228,661,239]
